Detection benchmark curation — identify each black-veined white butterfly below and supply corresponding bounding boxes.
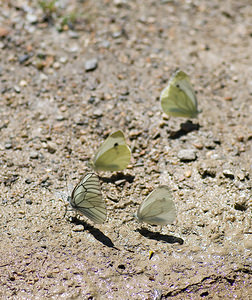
[68,173,107,224]
[136,185,176,225]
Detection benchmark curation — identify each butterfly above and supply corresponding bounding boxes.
[91,130,131,172]
[160,70,200,118]
[68,173,106,224]
[136,185,176,225]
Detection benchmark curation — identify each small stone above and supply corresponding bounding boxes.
[197,160,217,178]
[236,171,245,181]
[244,238,252,250]
[115,179,126,186]
[184,170,192,178]
[99,40,110,48]
[26,199,33,205]
[68,30,79,39]
[53,62,61,69]
[85,58,98,72]
[72,224,84,232]
[25,178,32,184]
[5,143,12,149]
[112,31,122,38]
[19,54,30,64]
[93,109,103,118]
[14,86,21,93]
[26,14,38,24]
[40,73,48,81]
[19,80,27,87]
[59,57,68,64]
[205,141,216,149]
[69,45,79,52]
[30,151,39,159]
[177,149,197,162]
[47,141,57,154]
[56,115,65,121]
[223,169,234,179]
[234,202,247,211]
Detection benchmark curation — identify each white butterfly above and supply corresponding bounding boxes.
[136,185,176,225]
[91,130,131,172]
[160,70,200,118]
[68,173,107,224]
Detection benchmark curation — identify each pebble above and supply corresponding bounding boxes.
[177,149,197,162]
[72,224,85,232]
[85,58,98,72]
[14,85,21,93]
[40,73,48,81]
[30,151,39,159]
[68,45,79,52]
[244,238,252,250]
[26,14,38,24]
[5,143,12,149]
[68,30,79,39]
[59,57,68,64]
[56,115,65,121]
[19,54,30,64]
[92,109,103,118]
[47,141,57,154]
[25,178,32,184]
[26,199,33,205]
[236,171,245,181]
[19,80,27,87]
[53,62,61,69]
[197,160,217,178]
[223,169,234,179]
[99,40,110,48]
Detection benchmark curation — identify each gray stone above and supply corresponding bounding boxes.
[30,151,39,159]
[178,149,197,162]
[85,58,98,72]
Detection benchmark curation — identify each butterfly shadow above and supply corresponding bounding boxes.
[71,216,119,249]
[168,120,200,139]
[136,227,184,245]
[99,172,135,185]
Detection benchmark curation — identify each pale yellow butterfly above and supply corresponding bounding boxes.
[160,70,200,118]
[91,130,131,172]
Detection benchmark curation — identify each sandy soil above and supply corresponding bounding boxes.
[0,0,251,299]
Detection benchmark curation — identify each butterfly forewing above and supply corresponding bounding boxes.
[137,185,176,225]
[69,173,106,224]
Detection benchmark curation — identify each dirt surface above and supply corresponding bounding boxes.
[0,0,251,299]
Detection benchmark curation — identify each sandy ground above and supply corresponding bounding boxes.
[0,0,251,299]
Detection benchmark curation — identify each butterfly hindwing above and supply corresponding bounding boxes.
[69,173,106,224]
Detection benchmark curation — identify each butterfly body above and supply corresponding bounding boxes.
[160,70,199,118]
[68,173,106,224]
[136,185,176,225]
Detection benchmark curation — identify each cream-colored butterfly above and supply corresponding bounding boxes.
[136,185,176,225]
[91,130,131,172]
[160,70,199,118]
[68,172,106,224]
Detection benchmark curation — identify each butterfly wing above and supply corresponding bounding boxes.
[69,173,106,224]
[160,70,199,118]
[137,185,176,225]
[92,130,131,171]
